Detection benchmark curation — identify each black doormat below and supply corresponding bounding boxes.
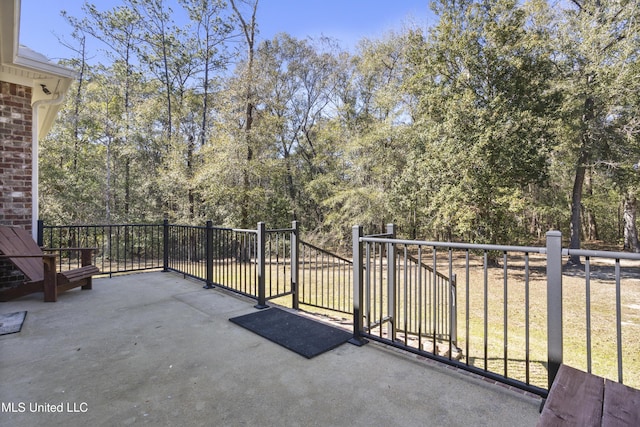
[229,307,352,359]
[0,311,27,336]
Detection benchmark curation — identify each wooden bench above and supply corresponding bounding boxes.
[0,226,100,302]
[538,364,640,426]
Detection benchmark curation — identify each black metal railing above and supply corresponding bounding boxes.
[51,220,640,397]
[165,223,208,280]
[351,226,640,397]
[165,223,261,299]
[265,227,295,301]
[164,222,295,303]
[298,240,353,315]
[38,222,164,275]
[561,246,640,388]
[353,225,550,396]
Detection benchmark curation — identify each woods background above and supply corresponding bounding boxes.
[40,0,640,252]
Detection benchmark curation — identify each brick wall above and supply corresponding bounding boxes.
[0,81,33,290]
[0,81,33,232]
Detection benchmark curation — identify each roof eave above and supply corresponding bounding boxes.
[0,0,76,138]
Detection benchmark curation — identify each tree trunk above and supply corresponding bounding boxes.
[125,159,130,215]
[583,209,598,241]
[105,138,112,223]
[569,89,596,265]
[283,150,297,221]
[568,149,589,265]
[582,168,598,240]
[187,135,195,220]
[201,44,210,148]
[623,191,640,252]
[72,36,87,172]
[230,0,259,229]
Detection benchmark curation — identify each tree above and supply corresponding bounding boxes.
[253,34,338,221]
[56,24,89,173]
[65,4,143,217]
[309,32,413,240]
[405,0,558,243]
[130,0,177,141]
[554,0,640,263]
[180,0,234,147]
[39,0,640,254]
[229,0,259,228]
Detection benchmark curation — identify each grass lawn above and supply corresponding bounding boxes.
[286,250,640,391]
[398,251,640,390]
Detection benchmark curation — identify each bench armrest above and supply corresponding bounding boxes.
[0,254,44,258]
[42,248,96,266]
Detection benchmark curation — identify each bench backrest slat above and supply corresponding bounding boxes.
[0,226,44,283]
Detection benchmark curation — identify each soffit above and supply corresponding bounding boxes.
[0,0,76,137]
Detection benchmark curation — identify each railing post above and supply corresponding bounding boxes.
[163,219,169,272]
[255,222,268,309]
[291,220,299,310]
[37,219,44,246]
[451,273,458,345]
[386,223,396,341]
[350,225,368,346]
[204,220,215,289]
[546,230,563,390]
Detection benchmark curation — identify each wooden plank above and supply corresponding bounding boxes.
[57,281,86,293]
[537,364,604,427]
[0,226,42,255]
[43,255,58,302]
[0,282,44,302]
[0,226,44,282]
[56,265,99,294]
[602,379,640,427]
[0,227,32,252]
[58,266,100,284]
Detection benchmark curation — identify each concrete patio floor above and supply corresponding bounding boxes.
[1,272,542,426]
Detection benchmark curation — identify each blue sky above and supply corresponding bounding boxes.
[19,0,436,62]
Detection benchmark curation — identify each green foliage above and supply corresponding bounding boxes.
[39,0,640,251]
[403,0,560,243]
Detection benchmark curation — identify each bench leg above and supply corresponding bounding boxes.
[80,249,94,291]
[43,257,57,302]
[81,278,92,290]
